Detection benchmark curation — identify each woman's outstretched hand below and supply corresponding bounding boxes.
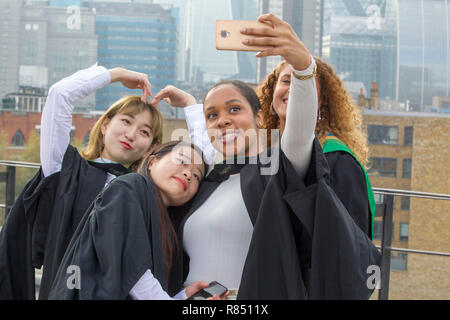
[109,67,152,103]
[241,13,311,70]
[151,85,197,109]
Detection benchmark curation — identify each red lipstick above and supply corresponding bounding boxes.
[120,141,132,150]
[173,177,187,191]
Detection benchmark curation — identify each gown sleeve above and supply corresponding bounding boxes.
[325,151,370,236]
[48,174,166,300]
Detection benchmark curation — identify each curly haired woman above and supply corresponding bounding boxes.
[258,56,375,239]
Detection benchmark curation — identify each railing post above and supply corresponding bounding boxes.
[5,165,16,218]
[379,194,394,300]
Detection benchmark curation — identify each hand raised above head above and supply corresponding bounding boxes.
[109,67,152,103]
[151,85,197,109]
[241,13,311,71]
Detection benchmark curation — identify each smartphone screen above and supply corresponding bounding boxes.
[188,281,228,300]
[203,281,227,296]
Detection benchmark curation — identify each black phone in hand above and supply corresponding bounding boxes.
[187,281,228,300]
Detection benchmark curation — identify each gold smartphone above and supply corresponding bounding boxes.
[215,20,271,52]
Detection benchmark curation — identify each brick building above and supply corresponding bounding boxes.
[362,109,450,299]
[0,110,188,158]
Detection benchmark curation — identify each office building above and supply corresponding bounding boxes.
[324,0,450,112]
[83,1,177,110]
[363,108,450,299]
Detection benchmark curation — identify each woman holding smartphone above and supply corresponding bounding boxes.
[258,56,375,239]
[153,14,380,300]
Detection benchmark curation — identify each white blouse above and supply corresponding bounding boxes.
[182,57,318,290]
[183,174,253,289]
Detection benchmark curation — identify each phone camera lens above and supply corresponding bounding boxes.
[221,30,229,38]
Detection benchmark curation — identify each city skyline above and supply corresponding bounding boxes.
[0,0,449,114]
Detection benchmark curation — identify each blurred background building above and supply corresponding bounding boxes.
[0,0,449,300]
[257,0,324,82]
[362,108,450,300]
[83,1,177,111]
[323,0,450,112]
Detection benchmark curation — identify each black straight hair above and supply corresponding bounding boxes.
[204,80,262,115]
[137,140,206,286]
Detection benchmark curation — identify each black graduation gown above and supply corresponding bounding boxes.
[0,145,129,300]
[169,138,381,299]
[325,151,371,238]
[48,173,166,300]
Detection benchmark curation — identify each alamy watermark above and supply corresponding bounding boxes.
[367,265,381,290]
[169,128,280,176]
[66,265,81,290]
[66,6,81,31]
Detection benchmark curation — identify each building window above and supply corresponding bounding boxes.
[400,223,409,241]
[404,126,413,146]
[391,253,408,271]
[368,157,397,177]
[11,130,25,147]
[373,220,394,241]
[374,193,384,204]
[402,159,412,178]
[391,222,395,242]
[368,125,399,145]
[401,196,410,210]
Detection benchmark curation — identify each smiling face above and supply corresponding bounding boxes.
[100,109,153,166]
[271,64,322,133]
[272,64,292,127]
[148,145,205,207]
[203,84,261,158]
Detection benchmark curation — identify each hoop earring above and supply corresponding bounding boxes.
[270,102,277,116]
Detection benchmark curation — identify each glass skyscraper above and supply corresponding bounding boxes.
[323,0,450,112]
[396,0,449,111]
[86,1,177,110]
[185,0,258,84]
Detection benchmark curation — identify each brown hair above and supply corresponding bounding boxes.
[81,95,164,168]
[257,57,369,168]
[137,140,206,284]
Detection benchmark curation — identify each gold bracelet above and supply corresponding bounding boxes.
[292,63,317,80]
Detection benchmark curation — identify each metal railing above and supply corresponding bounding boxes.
[0,160,40,217]
[1,161,449,299]
[372,188,450,300]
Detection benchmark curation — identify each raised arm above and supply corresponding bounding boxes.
[151,86,217,166]
[241,14,317,180]
[281,59,317,180]
[40,64,111,177]
[40,65,153,177]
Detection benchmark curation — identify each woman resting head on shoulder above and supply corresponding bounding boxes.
[49,140,225,300]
